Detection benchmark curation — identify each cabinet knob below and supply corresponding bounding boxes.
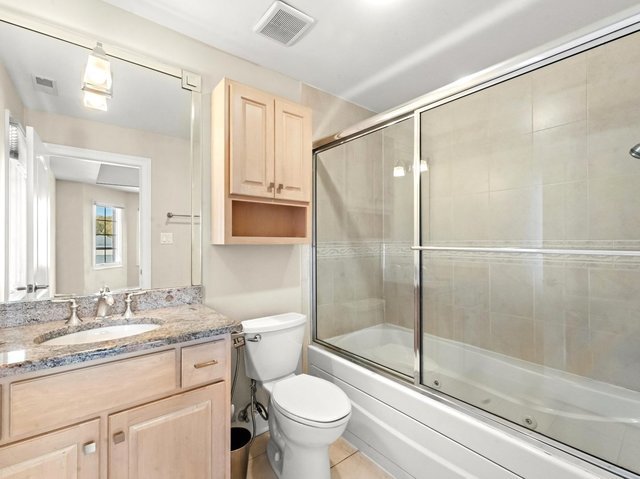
[276,183,284,193]
[83,441,97,455]
[267,182,275,192]
[113,431,126,444]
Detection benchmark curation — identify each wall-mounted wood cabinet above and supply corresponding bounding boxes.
[212,78,312,244]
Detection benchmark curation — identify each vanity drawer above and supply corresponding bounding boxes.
[181,339,227,388]
[10,350,177,438]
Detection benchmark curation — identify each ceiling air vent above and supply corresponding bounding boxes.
[254,1,315,46]
[32,75,58,96]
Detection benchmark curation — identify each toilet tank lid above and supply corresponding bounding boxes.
[241,313,306,334]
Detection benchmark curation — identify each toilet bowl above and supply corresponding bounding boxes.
[268,374,351,479]
[242,314,352,479]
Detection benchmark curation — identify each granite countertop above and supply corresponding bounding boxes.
[0,304,241,378]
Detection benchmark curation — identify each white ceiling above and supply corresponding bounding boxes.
[103,0,640,112]
[0,20,191,138]
[50,156,140,193]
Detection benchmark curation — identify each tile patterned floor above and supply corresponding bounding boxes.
[245,433,394,479]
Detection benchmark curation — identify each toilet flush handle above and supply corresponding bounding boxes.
[246,334,262,343]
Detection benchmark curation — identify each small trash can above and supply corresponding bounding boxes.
[231,427,252,479]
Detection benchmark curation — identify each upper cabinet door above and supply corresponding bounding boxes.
[229,82,275,199]
[274,99,311,202]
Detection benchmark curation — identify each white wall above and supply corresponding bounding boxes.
[56,180,138,295]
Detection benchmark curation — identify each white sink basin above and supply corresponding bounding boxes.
[40,324,161,346]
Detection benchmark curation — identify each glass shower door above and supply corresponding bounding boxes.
[315,118,414,376]
[419,31,640,475]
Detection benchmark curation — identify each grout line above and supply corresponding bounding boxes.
[330,449,360,469]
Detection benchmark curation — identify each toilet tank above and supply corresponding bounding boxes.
[241,313,306,382]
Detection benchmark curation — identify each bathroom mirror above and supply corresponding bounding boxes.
[0,20,201,301]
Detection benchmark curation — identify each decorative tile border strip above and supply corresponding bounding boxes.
[421,250,640,269]
[316,242,383,258]
[317,240,640,268]
[0,285,203,328]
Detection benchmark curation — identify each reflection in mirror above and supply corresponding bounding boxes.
[0,20,197,302]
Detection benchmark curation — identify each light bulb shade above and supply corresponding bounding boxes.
[82,43,112,97]
[393,165,406,177]
[83,91,108,111]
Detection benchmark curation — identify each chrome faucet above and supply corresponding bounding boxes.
[95,286,115,320]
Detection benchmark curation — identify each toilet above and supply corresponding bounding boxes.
[242,313,352,479]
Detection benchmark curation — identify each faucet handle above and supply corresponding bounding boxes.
[125,290,146,300]
[52,298,82,326]
[123,291,146,319]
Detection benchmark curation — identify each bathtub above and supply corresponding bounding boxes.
[309,324,639,478]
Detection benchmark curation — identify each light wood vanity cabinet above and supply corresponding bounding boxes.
[212,78,312,244]
[0,420,100,479]
[0,336,231,479]
[109,383,225,479]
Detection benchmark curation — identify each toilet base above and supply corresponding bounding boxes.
[267,434,331,479]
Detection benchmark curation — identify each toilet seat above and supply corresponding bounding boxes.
[271,374,351,428]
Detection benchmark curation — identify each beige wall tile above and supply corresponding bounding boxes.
[533,120,587,184]
[453,193,489,240]
[451,88,492,143]
[534,320,566,369]
[565,325,592,376]
[589,175,640,240]
[587,108,640,180]
[589,298,639,336]
[486,75,533,139]
[489,187,542,241]
[587,33,640,118]
[454,307,491,349]
[490,263,534,318]
[542,181,589,241]
[491,312,535,362]
[589,266,640,301]
[590,330,640,391]
[532,53,587,131]
[489,133,535,192]
[422,146,452,199]
[450,139,490,194]
[452,262,489,310]
[426,196,453,242]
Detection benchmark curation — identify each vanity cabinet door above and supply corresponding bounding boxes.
[109,382,227,479]
[0,419,99,479]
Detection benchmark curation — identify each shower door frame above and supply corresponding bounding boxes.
[312,11,640,479]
